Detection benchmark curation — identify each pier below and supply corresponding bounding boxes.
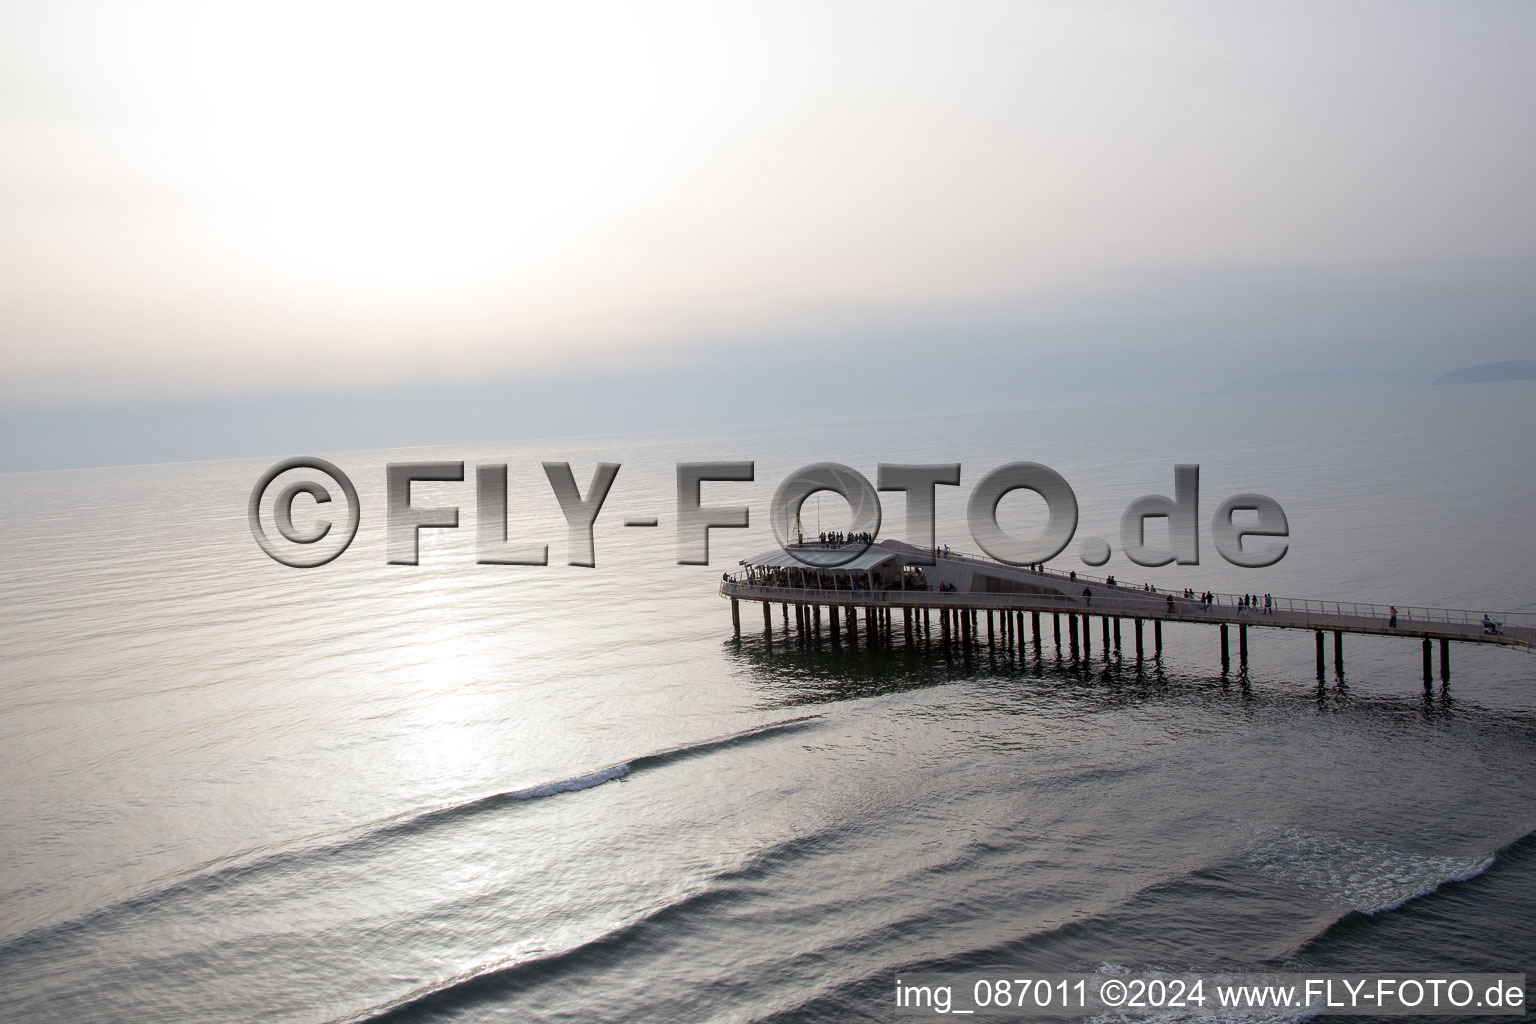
[720,540,1534,684]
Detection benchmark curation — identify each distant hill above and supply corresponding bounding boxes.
[1432,360,1536,385]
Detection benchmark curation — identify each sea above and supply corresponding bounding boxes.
[2,383,1535,1023]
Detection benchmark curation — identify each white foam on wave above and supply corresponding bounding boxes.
[506,763,630,801]
[1089,1006,1318,1024]
[1087,965,1319,1024]
[1090,1012,1316,1024]
[486,715,817,806]
[1244,828,1494,914]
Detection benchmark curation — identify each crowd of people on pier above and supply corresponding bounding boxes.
[817,531,873,546]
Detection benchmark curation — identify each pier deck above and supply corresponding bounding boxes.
[719,541,1534,676]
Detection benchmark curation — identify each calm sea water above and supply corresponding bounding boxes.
[3,384,1535,1023]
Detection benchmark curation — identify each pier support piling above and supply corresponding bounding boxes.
[1154,620,1163,658]
[1315,631,1325,678]
[1239,623,1248,668]
[1068,614,1079,659]
[1333,631,1343,675]
[1220,624,1230,673]
[1423,638,1432,686]
[1135,618,1144,661]
[731,598,740,636]
[1440,638,1450,683]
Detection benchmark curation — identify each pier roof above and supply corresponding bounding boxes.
[744,545,904,573]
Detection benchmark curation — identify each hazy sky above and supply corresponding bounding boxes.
[2,1,1534,467]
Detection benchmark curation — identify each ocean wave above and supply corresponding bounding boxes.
[0,714,821,960]
[1281,824,1536,959]
[326,883,750,1024]
[745,827,1536,1024]
[328,816,857,1024]
[1244,828,1500,915]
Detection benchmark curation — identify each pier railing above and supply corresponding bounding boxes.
[919,547,1536,627]
[722,550,1536,633]
[721,579,1535,649]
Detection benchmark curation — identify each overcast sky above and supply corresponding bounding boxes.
[2,1,1534,469]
